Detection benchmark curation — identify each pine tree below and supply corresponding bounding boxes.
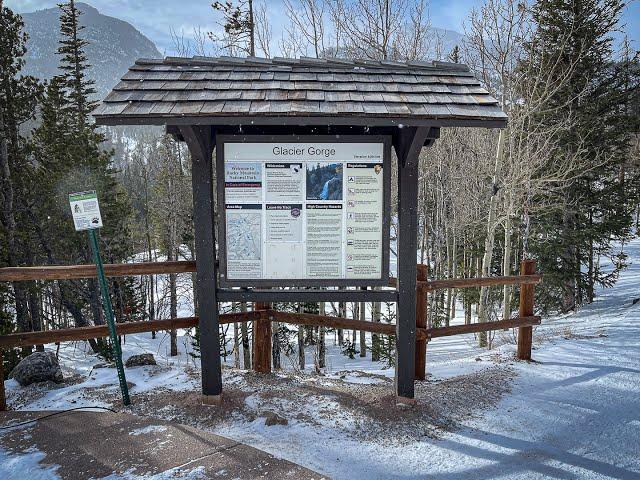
[449,45,461,63]
[57,0,96,127]
[0,4,42,344]
[524,0,640,311]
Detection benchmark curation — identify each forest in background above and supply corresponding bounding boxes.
[1,0,639,371]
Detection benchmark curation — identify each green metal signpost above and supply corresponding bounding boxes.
[69,191,130,406]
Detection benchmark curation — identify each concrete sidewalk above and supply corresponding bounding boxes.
[0,410,326,479]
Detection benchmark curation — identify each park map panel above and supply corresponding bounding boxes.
[222,142,385,282]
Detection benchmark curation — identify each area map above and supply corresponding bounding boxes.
[226,211,261,260]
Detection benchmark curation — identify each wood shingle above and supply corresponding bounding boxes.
[93,56,506,127]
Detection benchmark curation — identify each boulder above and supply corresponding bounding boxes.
[125,353,156,368]
[9,351,63,386]
[264,411,288,426]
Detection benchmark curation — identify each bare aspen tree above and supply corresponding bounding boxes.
[331,0,408,60]
[394,0,437,61]
[210,0,256,56]
[279,22,307,58]
[463,0,527,345]
[254,2,272,57]
[284,0,327,58]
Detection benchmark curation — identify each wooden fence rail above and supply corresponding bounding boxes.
[389,274,541,291]
[0,312,262,349]
[0,311,541,350]
[0,259,540,411]
[0,261,197,282]
[1,263,539,290]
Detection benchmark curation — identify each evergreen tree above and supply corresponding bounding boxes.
[0,3,42,342]
[449,45,461,63]
[57,0,96,127]
[524,0,640,311]
[28,1,133,353]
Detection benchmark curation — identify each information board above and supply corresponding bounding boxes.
[69,190,103,231]
[217,135,391,287]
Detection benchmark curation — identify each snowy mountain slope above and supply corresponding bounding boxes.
[20,2,161,100]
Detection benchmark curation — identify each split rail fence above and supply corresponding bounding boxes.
[0,259,540,410]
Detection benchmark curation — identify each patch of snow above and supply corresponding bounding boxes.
[0,447,61,480]
[128,425,168,436]
[97,466,207,480]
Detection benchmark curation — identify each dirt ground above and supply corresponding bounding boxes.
[91,364,517,445]
[7,360,515,447]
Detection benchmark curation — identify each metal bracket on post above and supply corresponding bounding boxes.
[88,229,130,406]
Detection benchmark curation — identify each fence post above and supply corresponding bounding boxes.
[517,259,536,360]
[415,264,428,380]
[0,350,5,411]
[253,302,271,373]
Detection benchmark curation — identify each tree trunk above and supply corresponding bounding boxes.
[233,304,240,368]
[478,129,506,347]
[272,320,281,370]
[318,301,326,368]
[502,212,513,320]
[561,187,577,312]
[297,303,305,371]
[445,231,456,326]
[0,109,31,340]
[169,246,178,356]
[240,302,251,369]
[338,298,345,346]
[371,289,380,362]
[587,209,595,303]
[359,297,366,358]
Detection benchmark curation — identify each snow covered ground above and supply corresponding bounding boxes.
[3,238,640,478]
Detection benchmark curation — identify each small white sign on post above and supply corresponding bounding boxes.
[69,190,103,231]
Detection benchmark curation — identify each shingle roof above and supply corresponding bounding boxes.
[93,56,506,127]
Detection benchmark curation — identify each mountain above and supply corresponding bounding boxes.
[432,27,464,58]
[19,2,161,100]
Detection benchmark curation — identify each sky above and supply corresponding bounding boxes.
[6,0,640,56]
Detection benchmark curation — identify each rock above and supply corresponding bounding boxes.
[125,353,156,368]
[93,362,115,369]
[264,412,288,426]
[9,351,63,386]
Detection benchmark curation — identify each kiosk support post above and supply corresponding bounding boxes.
[180,125,223,404]
[394,127,433,401]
